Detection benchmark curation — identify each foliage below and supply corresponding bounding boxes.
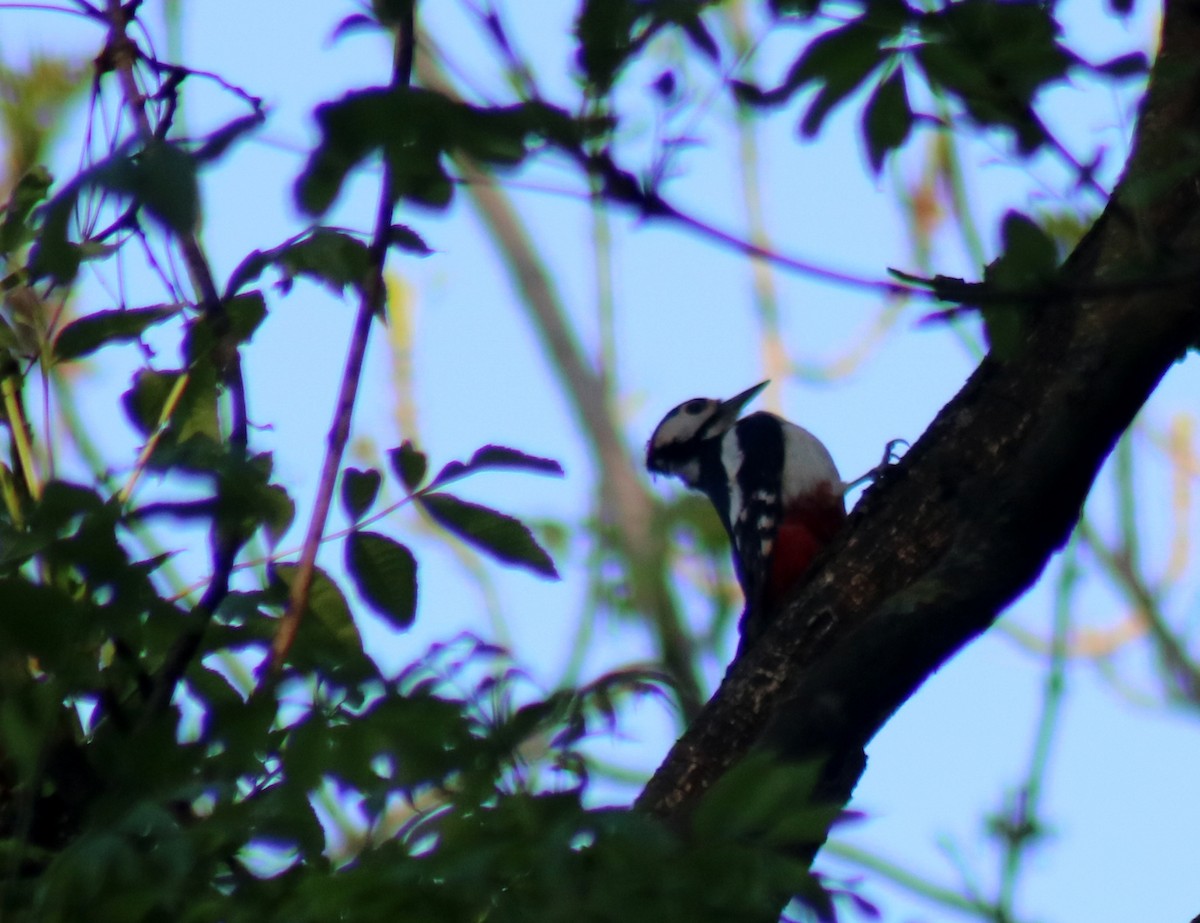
[0,1,1191,922]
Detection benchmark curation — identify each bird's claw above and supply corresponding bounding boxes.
[842,438,908,494]
[881,437,909,467]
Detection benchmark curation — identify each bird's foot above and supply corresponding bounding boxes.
[842,438,908,493]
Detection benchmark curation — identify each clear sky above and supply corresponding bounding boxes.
[4,2,1197,921]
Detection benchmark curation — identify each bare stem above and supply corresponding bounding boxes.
[262,4,417,683]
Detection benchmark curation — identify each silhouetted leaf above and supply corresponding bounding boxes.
[346,530,417,629]
[0,578,87,668]
[389,441,428,492]
[429,444,564,489]
[735,18,883,117]
[574,0,640,93]
[863,68,912,173]
[192,113,264,164]
[273,563,362,653]
[694,753,824,842]
[389,224,432,255]
[341,467,382,521]
[420,493,558,578]
[917,1,1073,153]
[296,89,591,215]
[96,138,199,233]
[331,12,377,42]
[226,291,268,344]
[54,305,180,361]
[226,227,370,297]
[0,166,52,256]
[981,211,1060,358]
[998,210,1059,278]
[260,484,295,548]
[122,369,183,436]
[31,139,199,282]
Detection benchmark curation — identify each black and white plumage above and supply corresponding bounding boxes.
[646,381,846,646]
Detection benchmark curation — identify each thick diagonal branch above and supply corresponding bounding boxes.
[638,0,1200,825]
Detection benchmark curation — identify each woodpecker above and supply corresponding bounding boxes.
[646,381,846,648]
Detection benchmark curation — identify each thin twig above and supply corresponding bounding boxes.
[260,4,417,684]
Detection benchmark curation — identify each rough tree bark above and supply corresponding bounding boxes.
[637,0,1200,832]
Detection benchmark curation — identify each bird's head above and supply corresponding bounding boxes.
[645,381,768,487]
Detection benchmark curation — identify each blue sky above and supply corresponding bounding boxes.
[5,1,1198,920]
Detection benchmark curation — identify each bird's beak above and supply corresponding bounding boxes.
[714,380,769,427]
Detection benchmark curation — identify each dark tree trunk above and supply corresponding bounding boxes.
[638,0,1200,838]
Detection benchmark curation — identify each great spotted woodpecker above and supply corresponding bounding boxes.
[646,381,846,647]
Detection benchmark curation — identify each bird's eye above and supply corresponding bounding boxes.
[684,399,707,415]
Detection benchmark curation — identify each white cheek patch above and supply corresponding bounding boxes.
[721,433,745,524]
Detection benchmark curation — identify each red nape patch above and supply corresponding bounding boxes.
[763,494,847,611]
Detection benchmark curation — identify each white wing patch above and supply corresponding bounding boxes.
[778,419,841,500]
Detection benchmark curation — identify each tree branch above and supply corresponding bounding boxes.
[637,0,1200,839]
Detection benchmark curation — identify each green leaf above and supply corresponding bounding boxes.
[799,32,883,136]
[574,0,640,93]
[295,89,592,215]
[735,19,882,120]
[998,211,1059,278]
[122,369,183,437]
[863,68,912,174]
[191,113,264,164]
[53,305,180,361]
[0,166,52,257]
[693,753,825,843]
[916,1,1073,154]
[980,211,1059,358]
[226,227,370,297]
[341,467,382,521]
[0,578,88,670]
[272,563,362,652]
[389,224,433,255]
[121,363,220,449]
[420,493,558,578]
[389,441,427,492]
[251,781,326,858]
[31,140,199,282]
[98,138,199,233]
[28,196,80,283]
[429,444,564,489]
[226,291,268,344]
[260,484,295,548]
[345,530,417,629]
